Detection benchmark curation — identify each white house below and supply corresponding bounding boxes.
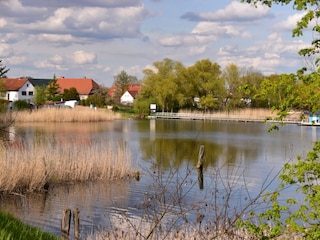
[1,78,35,102]
[120,91,135,105]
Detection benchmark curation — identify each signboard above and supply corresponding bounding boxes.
[150,104,156,113]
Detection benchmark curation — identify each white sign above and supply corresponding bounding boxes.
[150,104,156,110]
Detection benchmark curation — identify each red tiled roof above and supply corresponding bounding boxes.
[57,77,100,95]
[1,78,28,91]
[108,84,142,97]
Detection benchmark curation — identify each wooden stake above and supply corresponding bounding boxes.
[73,208,80,240]
[197,145,205,169]
[61,209,71,239]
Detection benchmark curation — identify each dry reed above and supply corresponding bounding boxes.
[0,139,134,194]
[2,107,122,123]
[178,108,302,122]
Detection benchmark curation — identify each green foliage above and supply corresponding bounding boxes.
[63,87,80,101]
[0,79,7,98]
[13,100,30,111]
[112,70,138,103]
[240,141,320,239]
[84,87,109,107]
[0,210,59,240]
[33,86,46,107]
[45,74,61,102]
[0,99,9,112]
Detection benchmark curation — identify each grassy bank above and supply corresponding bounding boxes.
[0,210,59,240]
[2,106,122,122]
[0,139,134,194]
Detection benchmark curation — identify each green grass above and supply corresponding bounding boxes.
[0,210,59,240]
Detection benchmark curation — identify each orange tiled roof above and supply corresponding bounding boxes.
[57,77,100,95]
[1,78,28,91]
[108,84,142,97]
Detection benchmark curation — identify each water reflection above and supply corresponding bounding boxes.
[1,119,320,237]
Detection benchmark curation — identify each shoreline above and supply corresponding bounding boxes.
[150,109,302,125]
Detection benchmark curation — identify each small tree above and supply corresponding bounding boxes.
[63,87,80,101]
[112,70,138,103]
[33,86,46,107]
[46,74,61,101]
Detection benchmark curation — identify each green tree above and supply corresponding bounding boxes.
[185,59,225,110]
[253,74,297,111]
[85,87,109,107]
[33,86,46,107]
[223,63,242,109]
[63,87,80,101]
[46,74,61,101]
[294,72,320,112]
[142,58,182,112]
[0,79,7,98]
[0,60,9,78]
[112,70,138,103]
[240,67,264,107]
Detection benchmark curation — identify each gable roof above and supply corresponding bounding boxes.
[1,78,29,91]
[108,84,142,97]
[57,77,100,95]
[28,78,52,87]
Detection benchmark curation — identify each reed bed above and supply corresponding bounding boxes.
[2,107,122,122]
[0,139,134,194]
[178,108,302,122]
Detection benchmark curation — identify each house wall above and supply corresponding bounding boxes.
[309,115,320,123]
[120,91,134,105]
[7,80,34,102]
[80,95,89,101]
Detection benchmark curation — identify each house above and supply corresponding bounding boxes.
[108,84,142,105]
[300,111,320,126]
[0,77,35,103]
[57,77,100,100]
[28,78,52,88]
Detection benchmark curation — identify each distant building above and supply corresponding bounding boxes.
[108,84,142,105]
[57,77,100,100]
[0,77,34,102]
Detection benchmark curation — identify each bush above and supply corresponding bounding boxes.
[13,100,30,111]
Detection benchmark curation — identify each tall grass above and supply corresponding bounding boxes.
[2,107,122,123]
[178,108,302,122]
[0,210,59,240]
[0,139,134,194]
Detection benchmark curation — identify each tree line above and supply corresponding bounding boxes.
[133,58,320,116]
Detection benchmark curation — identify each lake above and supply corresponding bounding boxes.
[1,119,319,238]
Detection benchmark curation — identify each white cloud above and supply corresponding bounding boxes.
[0,44,13,57]
[275,12,306,31]
[71,50,97,64]
[0,18,7,28]
[7,55,26,65]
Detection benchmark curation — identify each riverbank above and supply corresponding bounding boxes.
[1,106,122,123]
[0,210,59,240]
[151,108,303,124]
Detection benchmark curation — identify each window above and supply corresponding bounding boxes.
[28,91,33,96]
[22,91,26,96]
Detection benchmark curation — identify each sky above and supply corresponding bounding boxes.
[0,0,312,86]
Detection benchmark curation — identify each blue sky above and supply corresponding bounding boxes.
[0,0,311,86]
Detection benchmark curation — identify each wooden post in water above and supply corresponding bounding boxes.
[197,145,205,170]
[61,209,71,240]
[197,145,205,189]
[73,208,80,240]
